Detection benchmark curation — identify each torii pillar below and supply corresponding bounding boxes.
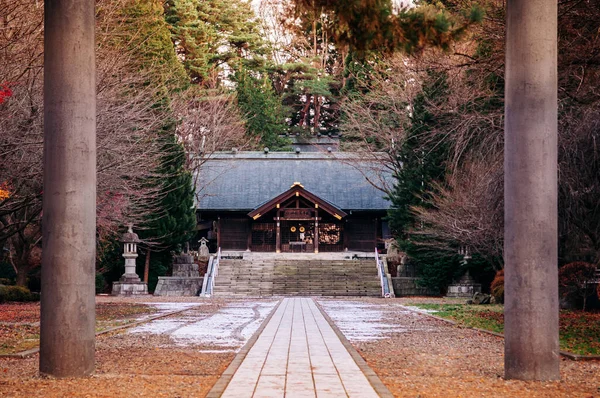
[504,0,560,380]
[40,0,97,377]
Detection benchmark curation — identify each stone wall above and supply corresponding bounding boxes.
[392,277,437,296]
[154,277,203,296]
[153,254,204,296]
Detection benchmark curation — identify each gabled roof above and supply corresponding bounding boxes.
[194,152,392,211]
[248,183,348,220]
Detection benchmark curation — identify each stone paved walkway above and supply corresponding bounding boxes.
[220,297,380,398]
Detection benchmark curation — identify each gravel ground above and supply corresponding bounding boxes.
[317,297,600,398]
[2,295,598,397]
[0,296,278,397]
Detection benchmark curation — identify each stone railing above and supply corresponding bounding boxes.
[201,247,221,297]
[375,248,392,298]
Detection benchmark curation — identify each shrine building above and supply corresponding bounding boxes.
[195,151,393,253]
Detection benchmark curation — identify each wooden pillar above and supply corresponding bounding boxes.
[343,220,349,251]
[40,0,96,377]
[246,221,252,252]
[504,0,559,381]
[314,209,319,253]
[276,211,281,253]
[217,217,221,249]
[373,218,378,249]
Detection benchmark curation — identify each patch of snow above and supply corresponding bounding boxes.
[129,300,278,351]
[197,349,237,353]
[318,301,399,342]
[148,302,204,312]
[131,319,189,334]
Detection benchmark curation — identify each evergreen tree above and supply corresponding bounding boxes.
[387,71,460,292]
[121,0,188,90]
[139,128,197,292]
[165,0,267,86]
[235,68,290,149]
[388,71,449,239]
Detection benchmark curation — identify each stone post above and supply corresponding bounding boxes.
[40,0,96,377]
[504,0,560,380]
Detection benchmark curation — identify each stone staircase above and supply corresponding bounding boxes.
[212,259,382,297]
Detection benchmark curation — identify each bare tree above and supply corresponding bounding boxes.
[171,87,250,202]
[0,0,172,284]
[412,158,504,264]
[338,54,421,193]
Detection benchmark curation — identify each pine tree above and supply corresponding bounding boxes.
[165,0,267,86]
[139,129,197,292]
[235,68,290,150]
[386,71,459,292]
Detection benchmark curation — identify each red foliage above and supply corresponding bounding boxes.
[0,303,40,323]
[0,83,13,104]
[559,262,598,310]
[477,310,504,323]
[490,269,504,304]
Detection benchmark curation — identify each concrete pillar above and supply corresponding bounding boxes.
[504,0,559,380]
[40,0,96,377]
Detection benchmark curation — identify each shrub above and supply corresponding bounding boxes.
[95,273,107,294]
[0,278,14,286]
[559,262,597,311]
[490,269,504,304]
[0,285,40,302]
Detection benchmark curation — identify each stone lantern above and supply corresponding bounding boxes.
[446,246,481,298]
[112,224,148,296]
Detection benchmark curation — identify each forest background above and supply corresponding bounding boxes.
[0,0,598,297]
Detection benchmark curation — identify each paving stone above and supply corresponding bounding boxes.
[220,298,381,398]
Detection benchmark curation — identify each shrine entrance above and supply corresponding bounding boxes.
[248,183,347,253]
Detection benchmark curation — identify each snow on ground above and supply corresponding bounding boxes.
[318,300,401,341]
[319,300,443,342]
[149,302,205,312]
[129,300,279,351]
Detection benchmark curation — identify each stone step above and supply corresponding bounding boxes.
[213,258,383,297]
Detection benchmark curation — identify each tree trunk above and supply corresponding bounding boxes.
[314,95,320,133]
[15,267,28,287]
[143,249,151,283]
[504,0,560,381]
[40,0,96,378]
[299,94,311,128]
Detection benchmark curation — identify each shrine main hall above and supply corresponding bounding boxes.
[194,150,393,253]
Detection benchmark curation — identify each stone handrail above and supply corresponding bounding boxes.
[201,247,221,297]
[375,248,392,298]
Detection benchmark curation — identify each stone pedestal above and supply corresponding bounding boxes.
[111,280,148,296]
[154,255,203,296]
[112,266,148,296]
[446,271,481,298]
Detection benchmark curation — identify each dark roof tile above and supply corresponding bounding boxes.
[195,152,392,211]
